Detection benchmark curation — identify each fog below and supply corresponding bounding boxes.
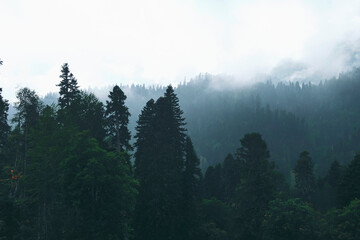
[1,0,360,101]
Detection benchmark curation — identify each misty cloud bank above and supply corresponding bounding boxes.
[1,0,360,100]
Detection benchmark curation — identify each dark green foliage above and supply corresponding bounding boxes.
[204,164,223,200]
[105,85,132,152]
[294,151,316,202]
[322,199,360,240]
[197,198,232,240]
[0,88,10,149]
[222,154,241,202]
[233,133,276,240]
[327,160,343,189]
[61,131,137,240]
[182,136,202,239]
[12,88,42,132]
[261,198,319,240]
[134,86,186,240]
[314,160,344,211]
[11,88,42,179]
[134,99,155,180]
[57,63,80,109]
[71,91,107,145]
[337,154,360,206]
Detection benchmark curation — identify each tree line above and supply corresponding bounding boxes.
[1,62,360,239]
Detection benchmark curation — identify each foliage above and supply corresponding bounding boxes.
[294,151,316,202]
[105,85,132,152]
[261,198,319,240]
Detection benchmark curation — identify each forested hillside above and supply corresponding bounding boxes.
[2,61,360,239]
[35,68,360,178]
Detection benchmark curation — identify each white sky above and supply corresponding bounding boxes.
[1,0,360,101]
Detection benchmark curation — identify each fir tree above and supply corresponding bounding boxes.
[338,153,360,206]
[134,86,186,240]
[0,88,10,149]
[134,99,155,179]
[222,153,241,202]
[12,88,42,175]
[182,136,202,239]
[57,63,80,109]
[233,133,276,240]
[294,151,316,202]
[105,85,132,152]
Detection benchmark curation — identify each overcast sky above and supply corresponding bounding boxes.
[1,0,360,101]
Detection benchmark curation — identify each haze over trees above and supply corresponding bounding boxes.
[1,61,360,239]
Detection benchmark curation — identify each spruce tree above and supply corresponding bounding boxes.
[293,151,316,202]
[338,153,360,206]
[222,153,241,202]
[134,98,155,179]
[0,88,10,149]
[12,88,42,175]
[57,63,80,109]
[134,86,186,240]
[182,136,202,239]
[105,85,132,152]
[233,132,276,240]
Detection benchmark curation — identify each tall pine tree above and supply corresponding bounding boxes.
[134,86,186,240]
[293,151,316,202]
[233,133,276,240]
[105,85,132,152]
[182,136,202,240]
[0,88,10,150]
[57,63,80,109]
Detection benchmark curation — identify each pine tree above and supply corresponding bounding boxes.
[134,99,155,180]
[204,164,223,200]
[293,151,316,202]
[337,153,360,206]
[222,153,241,202]
[0,88,10,149]
[57,63,80,109]
[12,88,42,175]
[182,136,202,239]
[233,132,276,240]
[105,85,132,152]
[71,91,107,145]
[134,86,186,240]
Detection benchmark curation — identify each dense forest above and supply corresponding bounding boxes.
[1,61,360,239]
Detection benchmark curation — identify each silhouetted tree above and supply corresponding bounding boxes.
[57,63,80,109]
[337,153,360,206]
[233,133,276,240]
[0,88,10,149]
[294,151,316,202]
[222,154,241,202]
[182,136,202,239]
[134,86,186,240]
[105,85,132,152]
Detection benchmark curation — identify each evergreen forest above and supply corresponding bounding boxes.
[1,61,360,239]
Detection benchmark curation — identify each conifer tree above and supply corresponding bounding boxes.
[12,88,42,175]
[294,151,316,202]
[222,153,241,202]
[105,85,132,152]
[233,133,276,240]
[57,63,80,109]
[204,164,223,200]
[0,88,10,149]
[338,153,360,206]
[134,86,186,240]
[134,99,155,179]
[182,136,202,239]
